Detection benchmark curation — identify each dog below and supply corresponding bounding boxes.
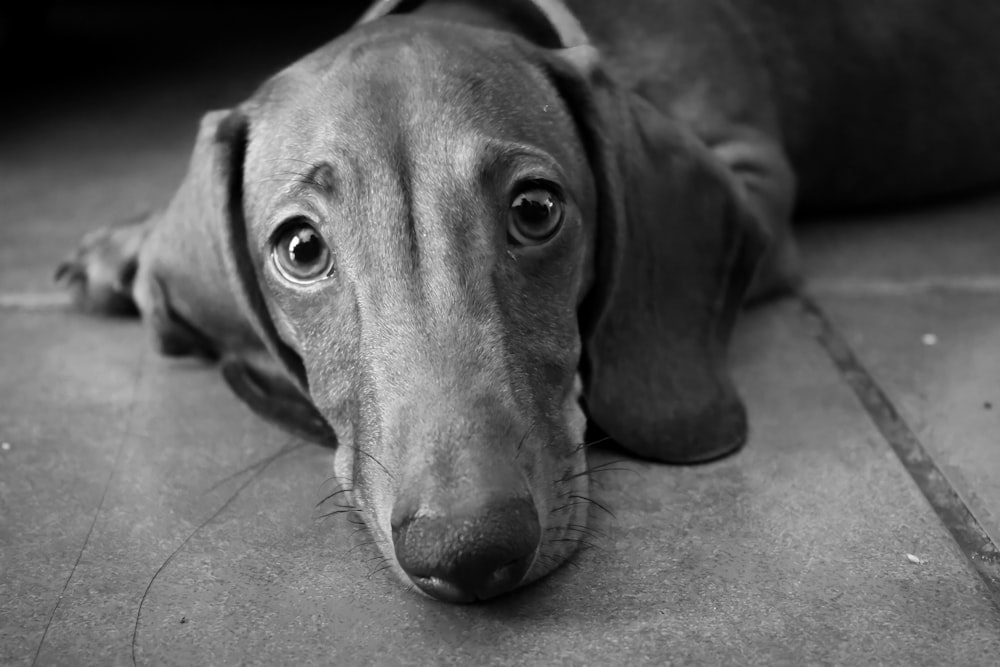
[56,0,1000,602]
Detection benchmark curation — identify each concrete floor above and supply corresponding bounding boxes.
[2,10,1000,666]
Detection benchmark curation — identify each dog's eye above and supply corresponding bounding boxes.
[271,218,334,284]
[508,187,563,246]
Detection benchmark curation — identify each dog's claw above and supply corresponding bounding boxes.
[53,260,76,284]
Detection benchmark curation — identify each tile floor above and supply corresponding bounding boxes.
[1,10,998,666]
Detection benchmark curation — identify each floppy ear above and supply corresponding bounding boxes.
[134,110,336,445]
[549,49,769,463]
[220,355,337,444]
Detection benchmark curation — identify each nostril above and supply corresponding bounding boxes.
[392,496,540,601]
[493,558,526,582]
[483,555,533,592]
[390,498,413,545]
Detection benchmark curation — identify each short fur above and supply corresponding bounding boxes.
[58,0,1000,601]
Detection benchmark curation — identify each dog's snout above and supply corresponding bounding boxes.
[392,496,541,602]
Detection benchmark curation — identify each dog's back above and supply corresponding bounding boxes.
[567,0,1000,210]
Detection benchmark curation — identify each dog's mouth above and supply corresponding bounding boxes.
[403,549,540,603]
[325,461,591,603]
[320,377,595,603]
[324,378,593,603]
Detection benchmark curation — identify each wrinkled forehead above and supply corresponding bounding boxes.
[243,20,583,191]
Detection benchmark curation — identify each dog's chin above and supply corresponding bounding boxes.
[328,377,592,602]
[522,378,591,592]
[329,452,592,601]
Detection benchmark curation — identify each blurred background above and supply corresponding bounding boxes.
[0,3,372,127]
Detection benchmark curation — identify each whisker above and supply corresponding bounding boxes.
[316,508,359,521]
[515,422,536,460]
[535,554,558,570]
[348,539,383,555]
[315,487,354,509]
[566,494,616,519]
[323,474,353,486]
[548,537,598,548]
[262,157,321,166]
[573,435,612,453]
[548,502,574,514]
[544,524,607,547]
[367,561,394,580]
[557,465,614,484]
[587,459,637,475]
[269,170,325,189]
[321,503,357,514]
[541,547,585,570]
[561,522,607,539]
[556,459,639,492]
[254,178,313,185]
[550,498,598,512]
[366,557,388,573]
[340,443,395,481]
[204,439,306,493]
[552,485,576,500]
[557,534,604,555]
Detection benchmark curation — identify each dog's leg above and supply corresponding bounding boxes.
[710,130,801,301]
[55,204,226,359]
[55,211,156,316]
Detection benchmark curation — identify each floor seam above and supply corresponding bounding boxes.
[30,344,148,666]
[0,291,74,311]
[799,293,1000,613]
[807,275,1000,296]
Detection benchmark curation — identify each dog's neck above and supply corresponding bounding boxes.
[416,0,563,46]
[361,0,584,49]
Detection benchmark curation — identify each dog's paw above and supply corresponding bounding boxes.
[55,213,152,316]
[746,230,802,304]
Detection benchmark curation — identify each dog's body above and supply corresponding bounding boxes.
[569,0,1000,208]
[59,0,1000,602]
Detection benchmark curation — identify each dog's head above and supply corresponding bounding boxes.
[134,0,767,602]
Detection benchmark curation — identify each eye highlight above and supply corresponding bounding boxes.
[508,185,564,246]
[270,217,335,284]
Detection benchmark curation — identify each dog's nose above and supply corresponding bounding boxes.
[391,495,540,602]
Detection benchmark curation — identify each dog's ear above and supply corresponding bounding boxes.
[134,110,336,445]
[221,355,337,444]
[548,49,769,463]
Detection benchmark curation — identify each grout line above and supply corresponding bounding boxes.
[800,294,1000,612]
[0,291,73,311]
[808,275,1000,296]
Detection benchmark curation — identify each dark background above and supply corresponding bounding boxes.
[0,3,372,122]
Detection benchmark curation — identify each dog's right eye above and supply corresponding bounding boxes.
[271,218,335,284]
[508,185,564,246]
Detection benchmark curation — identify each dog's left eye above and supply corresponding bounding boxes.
[271,218,335,284]
[508,187,563,246]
